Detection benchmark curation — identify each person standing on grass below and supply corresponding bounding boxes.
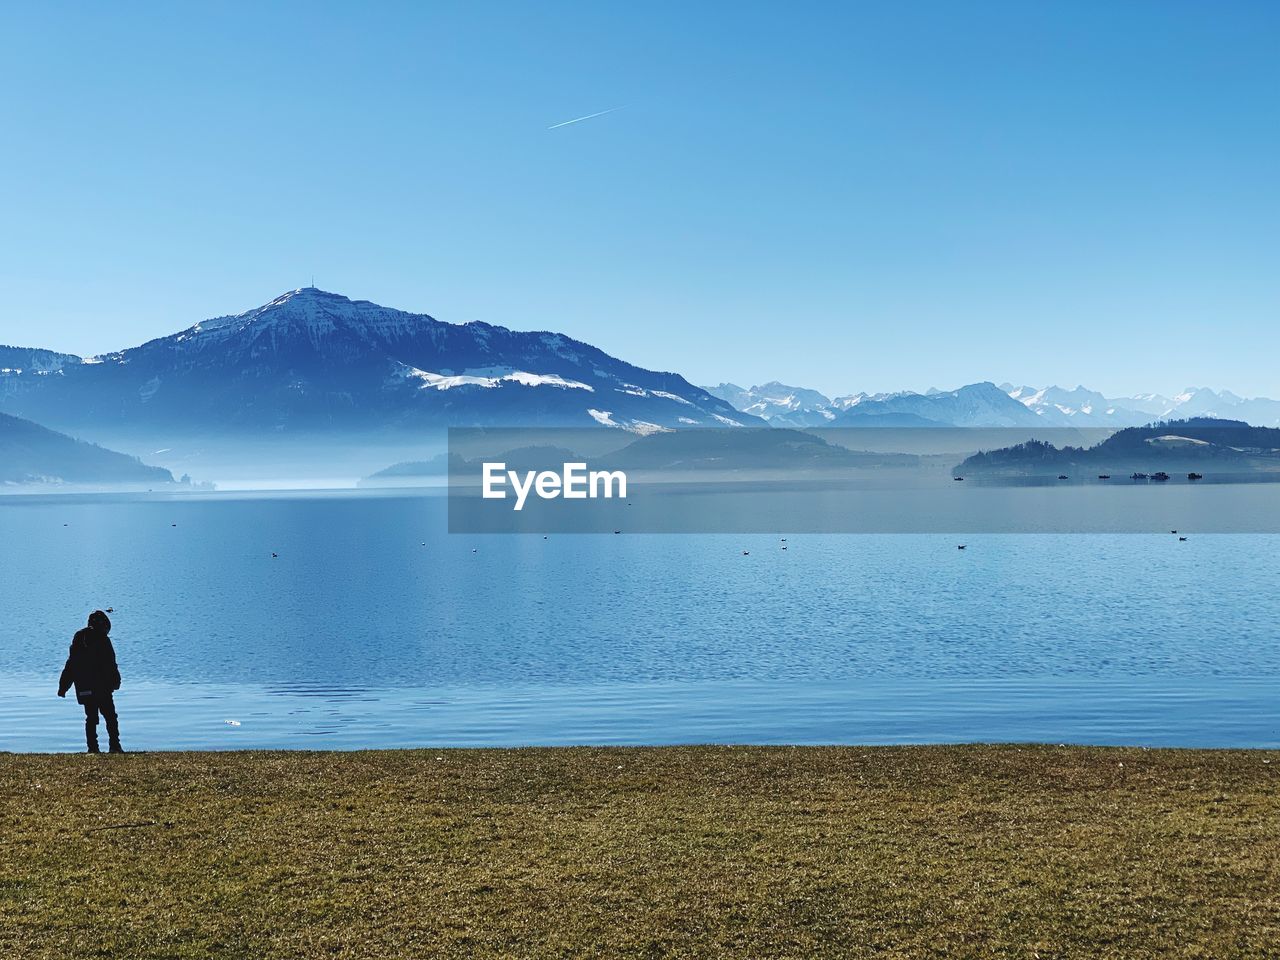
[57,610,124,754]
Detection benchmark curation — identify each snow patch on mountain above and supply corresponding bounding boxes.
[503,371,593,390]
[628,421,672,435]
[396,364,594,392]
[587,409,618,426]
[650,390,692,405]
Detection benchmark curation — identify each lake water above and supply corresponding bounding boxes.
[2,490,1278,752]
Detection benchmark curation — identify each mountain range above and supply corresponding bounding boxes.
[0,288,759,444]
[706,381,1280,428]
[4,286,1278,486]
[706,381,1051,428]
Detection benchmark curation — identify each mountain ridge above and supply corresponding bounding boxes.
[0,288,762,438]
[708,380,1280,428]
[0,411,175,486]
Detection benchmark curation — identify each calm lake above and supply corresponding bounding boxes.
[2,489,1278,751]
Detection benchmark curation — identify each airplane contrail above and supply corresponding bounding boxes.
[547,107,621,130]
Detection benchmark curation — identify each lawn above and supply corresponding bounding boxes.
[2,745,1277,958]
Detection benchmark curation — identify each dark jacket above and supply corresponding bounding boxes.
[58,627,121,700]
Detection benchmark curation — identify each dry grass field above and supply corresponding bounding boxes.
[3,745,1278,958]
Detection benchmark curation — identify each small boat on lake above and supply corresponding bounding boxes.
[1152,471,1170,482]
[1097,474,1111,480]
[1188,472,1204,481]
[1058,474,1069,480]
[1130,472,1148,480]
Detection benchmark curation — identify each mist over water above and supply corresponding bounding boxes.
[3,490,1278,751]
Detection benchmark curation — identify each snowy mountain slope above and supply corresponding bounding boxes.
[702,382,837,427]
[1003,384,1280,427]
[709,381,1086,427]
[830,382,1042,427]
[1153,387,1280,426]
[1003,384,1148,426]
[0,288,761,436]
[0,345,82,374]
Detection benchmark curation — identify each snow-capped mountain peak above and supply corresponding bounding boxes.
[702,381,836,426]
[180,287,447,346]
[1006,384,1280,427]
[0,289,762,434]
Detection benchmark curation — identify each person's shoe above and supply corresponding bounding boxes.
[108,744,125,754]
[87,746,101,754]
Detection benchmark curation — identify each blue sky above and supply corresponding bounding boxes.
[1,1,1276,398]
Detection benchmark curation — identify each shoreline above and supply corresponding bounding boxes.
[7,671,1280,752]
[7,742,1280,757]
[4,744,1277,958]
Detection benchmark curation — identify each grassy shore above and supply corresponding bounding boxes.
[2,745,1278,958]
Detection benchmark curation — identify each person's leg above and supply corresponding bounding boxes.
[99,693,122,753]
[82,699,100,753]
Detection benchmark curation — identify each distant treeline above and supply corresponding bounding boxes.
[957,419,1280,475]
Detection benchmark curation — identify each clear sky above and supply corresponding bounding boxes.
[1,1,1276,398]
